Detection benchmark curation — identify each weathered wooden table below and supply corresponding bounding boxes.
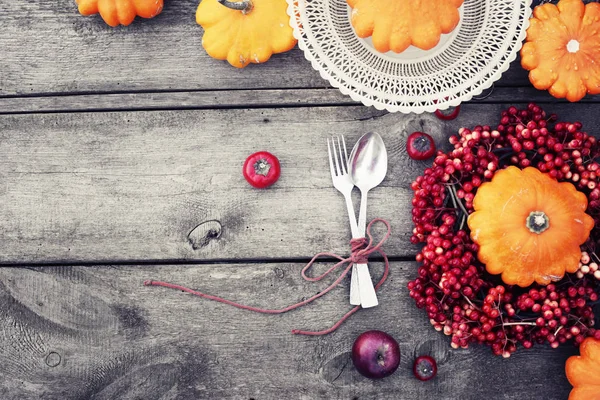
[1,1,597,399]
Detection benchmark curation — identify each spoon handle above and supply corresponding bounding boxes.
[357,190,368,237]
[357,263,378,308]
[356,190,378,308]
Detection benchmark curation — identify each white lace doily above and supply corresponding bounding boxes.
[287,0,533,114]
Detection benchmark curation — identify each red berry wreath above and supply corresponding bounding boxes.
[408,103,600,357]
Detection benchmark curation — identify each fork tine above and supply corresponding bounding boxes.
[337,136,347,175]
[341,135,349,165]
[332,137,342,176]
[327,138,337,177]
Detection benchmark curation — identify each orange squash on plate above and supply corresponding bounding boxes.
[197,0,297,68]
[521,0,600,102]
[467,166,594,287]
[347,0,464,53]
[566,337,600,400]
[75,0,163,27]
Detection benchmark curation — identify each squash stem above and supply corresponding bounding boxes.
[217,0,253,14]
[526,211,550,234]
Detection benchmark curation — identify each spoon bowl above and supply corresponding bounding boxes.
[349,132,388,193]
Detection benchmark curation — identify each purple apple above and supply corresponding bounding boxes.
[351,330,401,379]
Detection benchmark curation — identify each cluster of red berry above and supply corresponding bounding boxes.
[408,103,600,357]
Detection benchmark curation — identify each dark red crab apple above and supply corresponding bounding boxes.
[413,355,437,381]
[351,330,401,379]
[406,132,436,160]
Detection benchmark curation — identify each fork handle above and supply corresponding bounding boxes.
[350,265,361,305]
[344,194,361,305]
[344,193,361,306]
[344,193,359,238]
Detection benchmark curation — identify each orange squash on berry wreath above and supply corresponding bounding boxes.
[467,166,594,287]
[521,0,600,102]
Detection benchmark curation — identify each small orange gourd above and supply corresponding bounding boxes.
[75,0,163,27]
[566,337,600,400]
[197,0,297,68]
[346,0,464,53]
[467,166,594,287]
[521,0,600,102]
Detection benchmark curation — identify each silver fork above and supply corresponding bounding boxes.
[327,136,361,306]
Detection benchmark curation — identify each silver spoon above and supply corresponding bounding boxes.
[349,132,388,308]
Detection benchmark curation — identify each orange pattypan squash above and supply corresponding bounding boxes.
[521,0,600,102]
[196,0,297,68]
[75,0,163,27]
[347,0,464,53]
[467,166,594,287]
[566,337,600,400]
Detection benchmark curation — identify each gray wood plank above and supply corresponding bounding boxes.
[1,103,599,263]
[0,262,575,399]
[0,0,325,96]
[0,106,436,262]
[0,0,548,96]
[1,87,600,115]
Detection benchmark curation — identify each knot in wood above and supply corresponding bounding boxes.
[188,220,222,250]
[45,352,61,367]
[273,267,285,279]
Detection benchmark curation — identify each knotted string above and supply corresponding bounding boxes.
[144,218,391,335]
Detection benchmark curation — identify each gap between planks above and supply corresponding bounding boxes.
[1,87,599,115]
[0,255,417,268]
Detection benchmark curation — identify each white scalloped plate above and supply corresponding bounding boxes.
[287,0,532,114]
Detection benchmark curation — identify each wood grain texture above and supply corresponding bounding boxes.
[0,2,595,400]
[0,106,437,262]
[0,0,551,97]
[1,87,600,115]
[1,103,600,263]
[0,0,324,97]
[0,262,577,399]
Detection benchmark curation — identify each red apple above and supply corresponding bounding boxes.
[351,330,401,379]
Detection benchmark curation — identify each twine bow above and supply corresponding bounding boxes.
[144,218,391,335]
